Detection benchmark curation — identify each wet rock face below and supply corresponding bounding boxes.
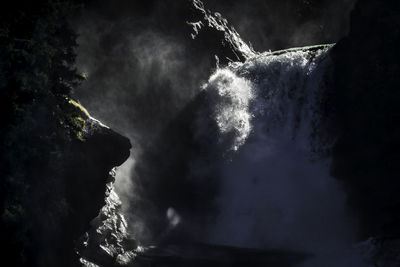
[66,115,131,241]
[326,0,400,239]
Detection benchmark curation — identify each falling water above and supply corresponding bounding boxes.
[199,45,366,266]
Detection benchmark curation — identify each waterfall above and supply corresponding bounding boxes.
[77,1,372,265]
[198,45,366,266]
[77,40,369,267]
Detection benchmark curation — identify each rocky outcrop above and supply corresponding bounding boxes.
[188,0,256,65]
[62,99,131,241]
[0,96,131,267]
[59,99,131,266]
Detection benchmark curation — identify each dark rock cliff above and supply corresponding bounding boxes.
[327,0,400,239]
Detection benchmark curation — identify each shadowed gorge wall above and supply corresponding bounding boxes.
[327,0,400,239]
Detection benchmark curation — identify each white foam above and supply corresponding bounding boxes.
[202,68,254,151]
